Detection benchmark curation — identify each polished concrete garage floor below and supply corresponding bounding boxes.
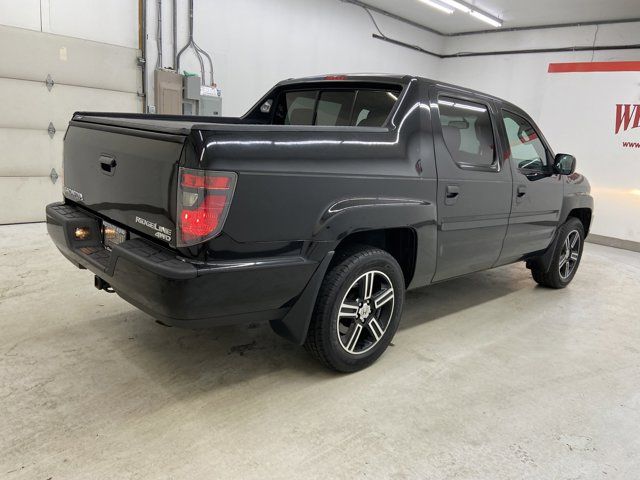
[1,223,639,479]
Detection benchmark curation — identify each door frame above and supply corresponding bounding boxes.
[428,86,513,281]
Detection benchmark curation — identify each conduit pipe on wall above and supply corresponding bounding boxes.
[343,0,640,37]
[176,0,215,85]
[172,0,177,69]
[348,0,640,58]
[139,0,147,110]
[372,34,640,58]
[156,0,162,69]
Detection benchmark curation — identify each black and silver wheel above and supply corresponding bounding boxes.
[337,270,395,355]
[531,217,585,289]
[305,246,405,372]
[558,229,581,281]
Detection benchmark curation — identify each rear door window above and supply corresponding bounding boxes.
[437,96,496,168]
[275,88,400,127]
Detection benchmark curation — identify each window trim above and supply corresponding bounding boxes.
[501,108,553,175]
[434,93,502,173]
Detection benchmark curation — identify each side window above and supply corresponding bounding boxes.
[316,91,356,126]
[502,111,548,171]
[437,96,496,167]
[273,88,400,127]
[282,90,317,125]
[352,90,399,127]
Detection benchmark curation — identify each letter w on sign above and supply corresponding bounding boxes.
[615,104,640,134]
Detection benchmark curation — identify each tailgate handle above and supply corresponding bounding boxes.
[99,155,117,175]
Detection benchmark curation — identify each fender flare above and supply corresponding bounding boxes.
[558,193,594,226]
[271,197,438,344]
[311,197,436,243]
[528,192,594,274]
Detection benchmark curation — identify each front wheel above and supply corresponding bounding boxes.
[304,246,405,372]
[531,217,585,289]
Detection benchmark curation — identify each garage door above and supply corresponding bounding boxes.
[0,25,141,224]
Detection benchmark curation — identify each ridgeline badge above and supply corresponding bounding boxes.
[135,216,172,242]
[63,186,84,201]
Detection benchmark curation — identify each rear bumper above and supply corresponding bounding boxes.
[46,202,319,327]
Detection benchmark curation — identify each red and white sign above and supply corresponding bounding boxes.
[540,61,640,242]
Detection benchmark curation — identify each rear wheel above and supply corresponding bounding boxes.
[304,246,405,372]
[531,217,584,289]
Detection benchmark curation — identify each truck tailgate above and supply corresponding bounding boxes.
[63,120,187,246]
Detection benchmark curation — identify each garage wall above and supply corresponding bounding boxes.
[0,1,142,224]
[439,22,640,119]
[0,0,139,48]
[438,22,640,243]
[146,0,443,116]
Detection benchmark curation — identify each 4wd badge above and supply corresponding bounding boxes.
[134,216,172,242]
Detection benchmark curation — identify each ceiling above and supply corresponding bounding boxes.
[360,0,640,34]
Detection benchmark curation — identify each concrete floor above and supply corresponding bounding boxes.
[1,223,639,480]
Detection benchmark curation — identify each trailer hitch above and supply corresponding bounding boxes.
[94,276,115,293]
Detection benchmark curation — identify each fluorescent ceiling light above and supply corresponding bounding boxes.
[419,0,454,15]
[470,9,503,27]
[439,0,471,13]
[418,0,503,28]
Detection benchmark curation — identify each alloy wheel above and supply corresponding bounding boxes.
[336,270,395,355]
[559,229,581,280]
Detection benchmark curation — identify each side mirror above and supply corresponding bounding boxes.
[553,153,576,175]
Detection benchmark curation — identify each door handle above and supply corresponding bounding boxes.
[516,185,527,198]
[445,185,460,205]
[99,155,117,176]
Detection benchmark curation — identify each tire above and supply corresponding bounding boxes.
[531,217,585,289]
[304,246,405,372]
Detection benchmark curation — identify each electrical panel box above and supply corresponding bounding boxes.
[181,75,222,117]
[200,96,222,116]
[183,75,202,101]
[154,69,182,115]
[200,84,222,116]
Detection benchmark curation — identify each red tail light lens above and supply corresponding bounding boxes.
[177,168,237,247]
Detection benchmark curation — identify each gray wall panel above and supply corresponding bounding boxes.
[0,25,141,94]
[0,25,142,224]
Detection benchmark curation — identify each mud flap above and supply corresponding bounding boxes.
[526,229,559,274]
[270,251,334,345]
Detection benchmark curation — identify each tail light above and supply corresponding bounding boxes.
[177,168,237,247]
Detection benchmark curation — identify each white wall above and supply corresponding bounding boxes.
[0,0,138,48]
[146,0,443,116]
[439,23,640,119]
[438,22,640,242]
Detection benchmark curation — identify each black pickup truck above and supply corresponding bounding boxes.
[47,74,593,371]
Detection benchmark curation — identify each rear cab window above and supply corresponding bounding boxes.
[272,87,401,127]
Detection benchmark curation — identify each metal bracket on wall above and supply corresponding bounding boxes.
[45,74,55,91]
[50,168,59,184]
[48,122,56,139]
[137,56,146,67]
